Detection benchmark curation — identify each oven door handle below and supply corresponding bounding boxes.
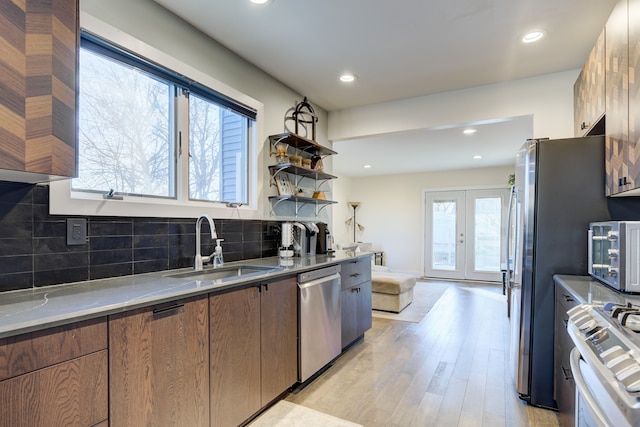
[569,347,610,427]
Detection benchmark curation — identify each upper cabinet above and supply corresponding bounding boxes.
[605,0,630,195]
[574,29,605,137]
[0,0,78,183]
[629,0,640,190]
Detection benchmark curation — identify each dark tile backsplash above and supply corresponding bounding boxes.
[0,181,280,292]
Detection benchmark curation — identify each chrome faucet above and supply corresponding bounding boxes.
[194,214,218,271]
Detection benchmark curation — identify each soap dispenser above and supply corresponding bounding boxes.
[213,239,224,267]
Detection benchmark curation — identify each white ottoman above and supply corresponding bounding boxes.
[371,271,417,313]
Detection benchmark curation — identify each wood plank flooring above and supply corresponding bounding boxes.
[286,281,561,427]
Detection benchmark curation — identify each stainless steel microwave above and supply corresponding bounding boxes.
[589,221,640,292]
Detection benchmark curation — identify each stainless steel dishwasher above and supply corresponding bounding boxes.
[298,264,342,383]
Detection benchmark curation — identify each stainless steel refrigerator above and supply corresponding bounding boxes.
[505,135,609,408]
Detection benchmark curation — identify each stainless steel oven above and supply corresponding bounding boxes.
[589,221,640,292]
[567,303,640,426]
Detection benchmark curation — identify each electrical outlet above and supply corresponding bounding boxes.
[66,218,87,245]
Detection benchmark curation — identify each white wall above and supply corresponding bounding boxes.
[328,70,579,142]
[330,70,578,275]
[79,0,331,222]
[335,165,514,275]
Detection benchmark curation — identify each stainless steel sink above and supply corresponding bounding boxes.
[165,265,280,282]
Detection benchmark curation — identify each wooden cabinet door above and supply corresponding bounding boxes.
[260,277,298,405]
[210,287,261,427]
[341,287,359,349]
[0,350,108,427]
[554,287,577,427]
[357,280,373,335]
[629,0,640,188]
[109,296,209,427]
[606,0,630,195]
[0,0,78,179]
[574,29,605,136]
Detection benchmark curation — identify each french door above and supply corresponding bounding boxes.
[424,188,509,282]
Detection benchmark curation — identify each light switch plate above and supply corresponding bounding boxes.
[66,218,87,245]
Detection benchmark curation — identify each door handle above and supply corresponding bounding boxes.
[152,302,185,315]
[561,366,573,381]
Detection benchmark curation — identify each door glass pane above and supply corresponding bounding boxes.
[474,197,501,272]
[432,200,457,270]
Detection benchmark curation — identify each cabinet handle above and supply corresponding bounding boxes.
[619,177,629,187]
[258,284,269,292]
[152,303,184,315]
[562,319,568,328]
[562,294,574,303]
[561,366,573,381]
[581,121,590,130]
[350,273,360,278]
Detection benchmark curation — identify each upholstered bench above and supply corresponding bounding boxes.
[371,271,417,313]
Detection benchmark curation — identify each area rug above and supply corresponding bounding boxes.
[372,280,449,323]
[248,401,362,427]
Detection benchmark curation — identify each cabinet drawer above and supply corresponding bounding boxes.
[556,287,578,315]
[0,350,108,427]
[0,317,107,381]
[340,257,372,290]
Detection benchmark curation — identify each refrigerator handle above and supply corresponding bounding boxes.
[587,229,593,276]
[505,185,517,289]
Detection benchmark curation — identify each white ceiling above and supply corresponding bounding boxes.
[153,0,616,176]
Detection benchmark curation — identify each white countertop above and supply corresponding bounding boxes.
[554,274,640,306]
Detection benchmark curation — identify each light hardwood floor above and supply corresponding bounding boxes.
[286,281,561,427]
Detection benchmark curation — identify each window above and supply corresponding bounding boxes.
[74,32,255,205]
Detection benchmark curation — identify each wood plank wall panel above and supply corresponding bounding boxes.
[605,0,630,195]
[0,0,76,177]
[574,30,606,136]
[630,0,640,188]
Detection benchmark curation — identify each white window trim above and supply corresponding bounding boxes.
[50,12,265,219]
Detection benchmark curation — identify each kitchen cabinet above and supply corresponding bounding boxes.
[574,29,605,137]
[629,0,640,188]
[554,281,578,427]
[209,276,297,427]
[268,132,337,217]
[605,0,631,195]
[0,0,78,183]
[109,295,209,427]
[340,256,373,349]
[0,318,108,427]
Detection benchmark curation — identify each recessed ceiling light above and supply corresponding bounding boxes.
[339,73,357,83]
[463,128,477,135]
[363,164,372,169]
[473,155,483,160]
[250,0,271,4]
[522,31,544,43]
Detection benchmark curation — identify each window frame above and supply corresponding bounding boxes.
[50,13,264,219]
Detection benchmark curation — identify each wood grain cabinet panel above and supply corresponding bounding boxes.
[0,350,108,427]
[209,277,298,427]
[260,277,298,405]
[574,29,605,136]
[0,0,78,181]
[629,0,640,188]
[210,286,262,427]
[0,318,108,427]
[606,0,631,195]
[109,296,210,427]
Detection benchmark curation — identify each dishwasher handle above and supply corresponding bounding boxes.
[298,265,341,283]
[298,273,341,290]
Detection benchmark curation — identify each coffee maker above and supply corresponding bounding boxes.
[292,222,318,256]
[316,222,334,255]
